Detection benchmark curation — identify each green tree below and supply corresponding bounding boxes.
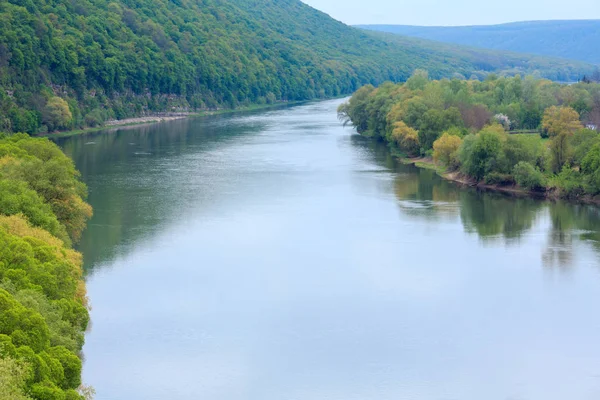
[459,126,505,180]
[0,357,31,400]
[418,107,463,152]
[43,98,73,132]
[581,143,600,193]
[513,162,546,191]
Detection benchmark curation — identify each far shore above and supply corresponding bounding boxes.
[399,156,600,206]
[42,99,314,138]
[104,114,191,127]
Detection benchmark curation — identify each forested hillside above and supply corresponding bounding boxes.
[358,20,600,65]
[0,0,595,134]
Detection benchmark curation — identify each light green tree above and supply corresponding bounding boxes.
[44,97,73,131]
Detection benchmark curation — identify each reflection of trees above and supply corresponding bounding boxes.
[543,203,575,270]
[392,169,461,221]
[56,115,267,274]
[543,203,600,270]
[460,192,543,243]
[357,136,600,269]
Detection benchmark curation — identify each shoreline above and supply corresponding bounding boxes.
[41,99,314,138]
[399,156,600,206]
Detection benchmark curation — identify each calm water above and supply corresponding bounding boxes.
[58,99,600,400]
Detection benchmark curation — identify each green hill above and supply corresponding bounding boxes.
[0,0,595,134]
[358,20,600,65]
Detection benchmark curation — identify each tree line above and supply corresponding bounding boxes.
[0,134,92,399]
[339,72,600,199]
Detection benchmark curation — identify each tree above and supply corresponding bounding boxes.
[390,121,420,156]
[418,107,463,151]
[550,132,572,173]
[542,106,582,137]
[337,85,375,132]
[581,143,600,193]
[44,97,73,132]
[459,126,505,180]
[542,107,583,172]
[433,132,462,168]
[493,113,511,130]
[460,104,492,131]
[0,357,31,400]
[405,69,429,91]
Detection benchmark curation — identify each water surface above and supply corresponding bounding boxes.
[58,99,600,400]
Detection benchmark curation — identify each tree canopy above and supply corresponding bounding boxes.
[0,134,91,399]
[340,73,600,198]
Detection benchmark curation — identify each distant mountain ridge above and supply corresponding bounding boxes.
[357,20,600,64]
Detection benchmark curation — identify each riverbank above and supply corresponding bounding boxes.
[43,100,311,138]
[400,155,600,205]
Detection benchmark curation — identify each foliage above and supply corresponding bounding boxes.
[0,356,31,400]
[571,129,600,166]
[459,127,505,180]
[581,144,600,193]
[343,73,600,198]
[433,133,462,169]
[389,121,420,156]
[513,162,546,191]
[0,0,595,134]
[44,99,73,132]
[550,165,586,198]
[0,136,91,399]
[418,107,463,152]
[0,135,93,243]
[542,106,583,137]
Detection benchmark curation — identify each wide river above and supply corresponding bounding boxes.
[58,99,600,400]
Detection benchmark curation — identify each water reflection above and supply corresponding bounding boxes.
[352,136,600,269]
[57,114,269,273]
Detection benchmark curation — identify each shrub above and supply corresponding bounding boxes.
[552,164,586,198]
[513,162,547,191]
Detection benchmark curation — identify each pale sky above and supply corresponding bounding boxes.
[302,0,600,26]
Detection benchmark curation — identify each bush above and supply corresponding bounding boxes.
[552,165,586,198]
[513,162,547,191]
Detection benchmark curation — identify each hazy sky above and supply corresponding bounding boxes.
[301,0,600,26]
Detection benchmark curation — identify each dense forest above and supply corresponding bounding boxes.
[0,134,92,399]
[358,20,600,65]
[0,0,595,134]
[339,72,600,199]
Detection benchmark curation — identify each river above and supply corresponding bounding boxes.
[57,99,600,400]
